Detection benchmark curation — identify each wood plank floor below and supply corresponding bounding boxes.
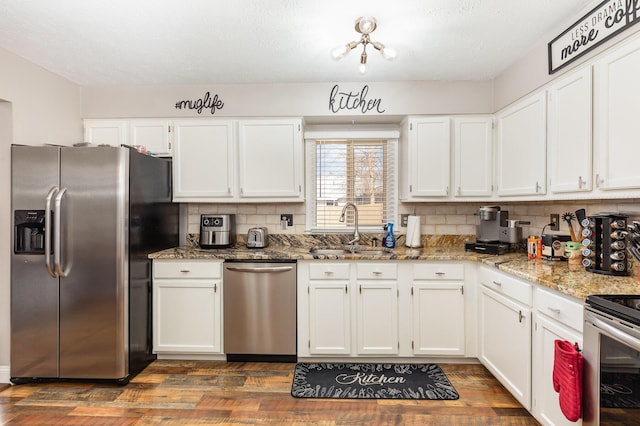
[0,361,539,425]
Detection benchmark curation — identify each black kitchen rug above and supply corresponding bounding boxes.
[291,363,459,399]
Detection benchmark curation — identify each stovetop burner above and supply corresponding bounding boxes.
[586,295,640,327]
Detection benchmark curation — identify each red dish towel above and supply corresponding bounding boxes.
[552,340,584,422]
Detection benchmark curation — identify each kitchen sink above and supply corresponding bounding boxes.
[309,246,393,256]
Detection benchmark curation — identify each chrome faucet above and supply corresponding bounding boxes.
[339,202,360,245]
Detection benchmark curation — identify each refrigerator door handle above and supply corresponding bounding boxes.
[54,187,68,278]
[45,187,59,278]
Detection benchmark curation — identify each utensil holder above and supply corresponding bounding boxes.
[584,214,630,276]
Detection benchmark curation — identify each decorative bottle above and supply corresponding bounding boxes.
[384,222,396,248]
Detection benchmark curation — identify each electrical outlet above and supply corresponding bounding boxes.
[280,214,293,227]
[550,214,560,231]
[400,214,409,227]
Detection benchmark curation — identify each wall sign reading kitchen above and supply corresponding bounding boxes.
[548,0,640,73]
[174,91,225,114]
[328,84,386,114]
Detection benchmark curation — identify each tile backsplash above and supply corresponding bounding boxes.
[186,199,640,238]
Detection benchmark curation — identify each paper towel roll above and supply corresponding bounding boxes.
[405,215,422,247]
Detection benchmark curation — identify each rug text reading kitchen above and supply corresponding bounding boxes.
[336,372,406,386]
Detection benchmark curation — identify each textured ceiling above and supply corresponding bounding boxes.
[0,0,595,86]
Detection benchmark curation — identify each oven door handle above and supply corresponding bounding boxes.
[588,314,640,349]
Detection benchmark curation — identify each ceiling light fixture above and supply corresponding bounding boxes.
[331,16,396,75]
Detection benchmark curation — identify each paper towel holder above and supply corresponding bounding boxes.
[405,214,422,248]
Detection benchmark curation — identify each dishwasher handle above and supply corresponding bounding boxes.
[225,266,294,273]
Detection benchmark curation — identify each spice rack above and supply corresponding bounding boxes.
[583,213,630,276]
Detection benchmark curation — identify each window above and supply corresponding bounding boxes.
[306,137,397,233]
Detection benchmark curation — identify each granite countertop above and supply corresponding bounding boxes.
[149,234,640,302]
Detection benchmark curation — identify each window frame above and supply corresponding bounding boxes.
[304,126,399,234]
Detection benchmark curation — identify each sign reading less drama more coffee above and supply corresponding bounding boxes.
[548,0,640,74]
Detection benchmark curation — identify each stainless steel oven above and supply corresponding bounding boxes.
[583,295,640,425]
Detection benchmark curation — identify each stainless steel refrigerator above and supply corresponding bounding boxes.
[10,145,179,383]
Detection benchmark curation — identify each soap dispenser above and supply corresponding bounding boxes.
[384,222,396,248]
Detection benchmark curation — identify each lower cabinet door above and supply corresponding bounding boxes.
[479,286,532,410]
[356,281,399,355]
[308,281,351,355]
[153,279,222,354]
[412,282,465,355]
[533,314,583,426]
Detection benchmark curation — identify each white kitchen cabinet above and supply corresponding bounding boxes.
[356,263,399,355]
[83,119,127,146]
[84,119,172,156]
[298,261,400,357]
[172,117,303,202]
[548,67,592,194]
[307,263,351,355]
[532,288,583,426]
[594,33,640,191]
[129,119,172,156]
[237,118,304,201]
[152,260,223,354]
[495,91,547,197]
[479,266,532,410]
[411,263,465,355]
[172,119,235,201]
[453,117,493,197]
[399,116,451,200]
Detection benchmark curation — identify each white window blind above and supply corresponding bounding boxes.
[309,138,396,232]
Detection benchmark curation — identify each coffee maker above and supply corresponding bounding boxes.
[465,206,528,254]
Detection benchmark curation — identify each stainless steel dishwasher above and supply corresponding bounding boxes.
[223,261,297,362]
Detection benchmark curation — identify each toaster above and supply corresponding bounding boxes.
[246,227,269,248]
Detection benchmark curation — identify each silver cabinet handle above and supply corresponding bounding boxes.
[44,187,58,278]
[180,269,190,273]
[492,280,502,286]
[547,307,561,314]
[54,187,68,278]
[518,310,525,323]
[372,271,383,275]
[435,271,446,276]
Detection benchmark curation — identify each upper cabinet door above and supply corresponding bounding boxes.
[405,117,451,198]
[129,119,172,157]
[454,117,493,197]
[495,91,547,197]
[237,118,304,201]
[172,119,235,201]
[548,67,592,193]
[84,119,127,146]
[594,34,640,190]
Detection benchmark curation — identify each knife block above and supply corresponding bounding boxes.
[584,214,630,276]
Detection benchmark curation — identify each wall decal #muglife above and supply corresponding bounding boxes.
[175,91,224,114]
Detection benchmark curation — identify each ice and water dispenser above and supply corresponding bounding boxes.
[14,210,47,254]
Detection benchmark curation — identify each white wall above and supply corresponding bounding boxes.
[493,0,640,110]
[0,46,82,381]
[82,80,494,120]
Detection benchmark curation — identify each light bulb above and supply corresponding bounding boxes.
[358,63,367,74]
[331,44,350,60]
[356,16,377,34]
[381,46,397,60]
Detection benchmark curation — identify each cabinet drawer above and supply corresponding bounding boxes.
[413,263,464,280]
[309,263,350,280]
[479,267,532,306]
[535,287,583,332]
[153,260,222,279]
[356,263,398,279]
